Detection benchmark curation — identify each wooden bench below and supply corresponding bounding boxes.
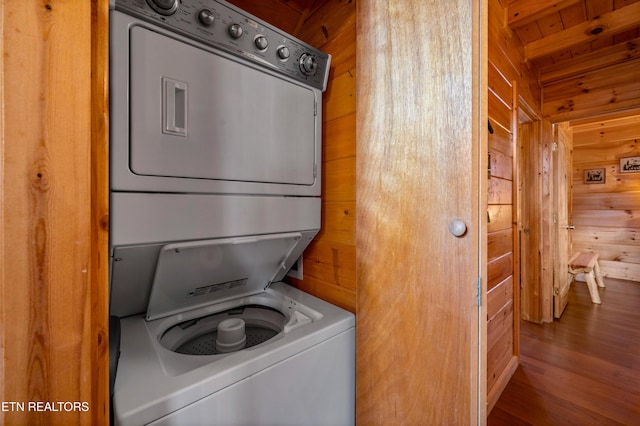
[568,252,606,304]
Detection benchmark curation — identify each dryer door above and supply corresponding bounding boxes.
[128,26,318,187]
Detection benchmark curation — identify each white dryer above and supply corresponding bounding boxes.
[109,1,355,425]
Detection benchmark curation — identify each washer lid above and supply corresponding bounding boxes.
[146,232,303,321]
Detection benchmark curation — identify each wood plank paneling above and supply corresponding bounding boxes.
[490,149,514,180]
[488,302,514,351]
[488,277,514,321]
[488,228,514,261]
[294,0,356,49]
[487,325,515,394]
[571,113,640,282]
[490,116,514,155]
[488,177,513,204]
[540,36,640,84]
[524,2,640,61]
[543,59,640,122]
[0,1,109,424]
[489,253,514,291]
[486,0,541,411]
[488,205,513,233]
[489,91,513,131]
[572,241,640,264]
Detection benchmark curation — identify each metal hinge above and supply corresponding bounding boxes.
[552,142,558,151]
[477,277,482,307]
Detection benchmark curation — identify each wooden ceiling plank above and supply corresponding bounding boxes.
[560,1,588,27]
[540,36,640,82]
[570,111,640,128]
[585,0,614,19]
[543,80,640,121]
[572,114,640,141]
[525,1,640,61]
[543,59,640,102]
[507,0,582,27]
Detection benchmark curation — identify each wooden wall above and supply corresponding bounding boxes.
[287,1,357,313]
[487,0,542,412]
[0,1,109,424]
[571,113,640,282]
[229,0,357,313]
[542,54,640,123]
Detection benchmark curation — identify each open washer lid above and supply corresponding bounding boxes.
[146,232,304,321]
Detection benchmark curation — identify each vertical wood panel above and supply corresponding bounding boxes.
[518,122,542,323]
[356,1,485,423]
[0,1,109,424]
[486,0,526,411]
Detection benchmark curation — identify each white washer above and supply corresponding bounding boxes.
[109,1,354,425]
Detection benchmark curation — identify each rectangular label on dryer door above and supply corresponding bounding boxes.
[129,26,318,186]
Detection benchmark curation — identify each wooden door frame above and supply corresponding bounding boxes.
[516,98,539,323]
[516,97,556,323]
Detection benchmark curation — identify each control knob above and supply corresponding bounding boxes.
[277,46,290,60]
[254,36,269,51]
[146,0,179,15]
[198,9,215,27]
[228,23,243,39]
[299,53,317,76]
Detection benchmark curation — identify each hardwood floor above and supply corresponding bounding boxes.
[488,277,640,425]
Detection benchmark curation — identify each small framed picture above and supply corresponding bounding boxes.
[620,156,640,173]
[584,168,605,184]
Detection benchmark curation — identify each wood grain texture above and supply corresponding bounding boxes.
[518,122,543,323]
[542,59,640,122]
[0,1,109,424]
[356,0,485,423]
[524,2,640,61]
[553,123,572,319]
[540,36,640,84]
[488,229,514,261]
[507,0,582,27]
[489,278,640,424]
[486,0,521,406]
[571,113,640,282]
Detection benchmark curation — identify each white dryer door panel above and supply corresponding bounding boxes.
[129,26,317,186]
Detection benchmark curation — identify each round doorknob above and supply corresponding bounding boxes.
[449,220,467,237]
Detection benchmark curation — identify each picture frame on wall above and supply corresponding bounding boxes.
[584,168,606,184]
[620,156,640,173]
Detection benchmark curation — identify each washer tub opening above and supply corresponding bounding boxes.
[159,305,286,356]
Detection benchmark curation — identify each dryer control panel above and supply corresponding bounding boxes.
[114,0,331,91]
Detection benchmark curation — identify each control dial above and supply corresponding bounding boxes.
[146,0,179,15]
[228,24,243,39]
[254,36,269,51]
[198,9,215,27]
[299,53,318,76]
[277,46,290,60]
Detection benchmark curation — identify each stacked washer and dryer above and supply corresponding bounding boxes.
[109,0,355,424]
